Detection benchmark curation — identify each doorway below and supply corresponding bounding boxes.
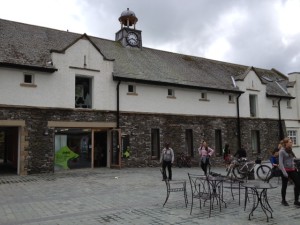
[94,131,107,167]
[0,127,18,175]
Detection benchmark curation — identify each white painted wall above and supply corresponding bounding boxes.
[0,39,115,110]
[119,83,238,116]
[286,72,300,157]
[0,45,298,123]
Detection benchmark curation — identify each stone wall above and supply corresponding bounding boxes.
[120,113,282,167]
[0,106,283,174]
[0,106,116,174]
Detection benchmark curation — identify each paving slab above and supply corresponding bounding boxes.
[0,166,299,225]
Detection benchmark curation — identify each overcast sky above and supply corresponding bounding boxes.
[1,0,300,75]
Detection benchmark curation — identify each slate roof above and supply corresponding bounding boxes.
[0,18,293,98]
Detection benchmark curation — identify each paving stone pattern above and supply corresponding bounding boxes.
[0,167,299,225]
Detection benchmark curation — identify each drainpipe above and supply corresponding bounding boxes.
[278,98,284,140]
[116,81,121,128]
[236,93,242,150]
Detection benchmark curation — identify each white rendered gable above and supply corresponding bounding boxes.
[0,38,115,109]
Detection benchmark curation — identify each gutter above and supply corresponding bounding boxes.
[113,76,243,95]
[0,62,57,73]
[236,93,242,150]
[116,81,121,128]
[278,98,284,140]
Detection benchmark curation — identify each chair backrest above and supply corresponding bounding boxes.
[188,173,210,196]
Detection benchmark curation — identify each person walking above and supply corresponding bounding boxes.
[160,143,174,181]
[266,142,282,182]
[223,143,231,171]
[198,141,214,175]
[278,137,300,206]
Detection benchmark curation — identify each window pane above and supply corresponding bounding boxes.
[128,85,134,92]
[249,95,257,117]
[287,130,297,145]
[151,129,160,158]
[24,74,32,83]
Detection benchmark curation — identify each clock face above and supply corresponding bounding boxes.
[127,32,138,46]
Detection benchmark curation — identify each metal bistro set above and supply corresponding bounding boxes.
[161,168,278,222]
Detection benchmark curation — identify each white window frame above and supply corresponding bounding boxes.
[127,84,137,95]
[249,94,257,117]
[228,94,235,103]
[199,92,208,101]
[20,73,37,87]
[272,99,278,107]
[24,73,34,84]
[167,88,175,98]
[287,99,292,108]
[287,130,297,145]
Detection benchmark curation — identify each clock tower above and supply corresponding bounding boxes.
[115,8,142,49]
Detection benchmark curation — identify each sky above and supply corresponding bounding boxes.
[1,0,300,75]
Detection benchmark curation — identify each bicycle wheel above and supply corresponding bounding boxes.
[256,165,271,181]
[233,166,247,179]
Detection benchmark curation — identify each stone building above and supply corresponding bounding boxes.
[0,9,299,175]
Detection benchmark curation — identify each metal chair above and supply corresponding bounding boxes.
[160,169,188,207]
[188,173,213,217]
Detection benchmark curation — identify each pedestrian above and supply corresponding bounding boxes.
[198,141,214,175]
[223,143,232,171]
[160,143,174,181]
[278,137,300,206]
[234,145,247,159]
[267,142,282,182]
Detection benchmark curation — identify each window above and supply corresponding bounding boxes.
[249,94,257,117]
[185,129,194,157]
[75,76,92,108]
[228,95,234,103]
[24,74,34,84]
[128,85,135,93]
[151,129,160,159]
[287,130,297,145]
[199,92,207,101]
[251,130,260,154]
[215,129,222,156]
[272,99,278,107]
[167,89,175,97]
[20,73,37,87]
[287,99,292,108]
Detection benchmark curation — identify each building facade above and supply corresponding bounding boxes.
[0,9,299,175]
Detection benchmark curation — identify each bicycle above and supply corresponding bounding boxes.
[227,157,271,181]
[176,152,191,168]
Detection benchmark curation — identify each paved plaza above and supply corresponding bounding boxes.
[0,166,300,225]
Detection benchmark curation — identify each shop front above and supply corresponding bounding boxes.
[48,121,121,171]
